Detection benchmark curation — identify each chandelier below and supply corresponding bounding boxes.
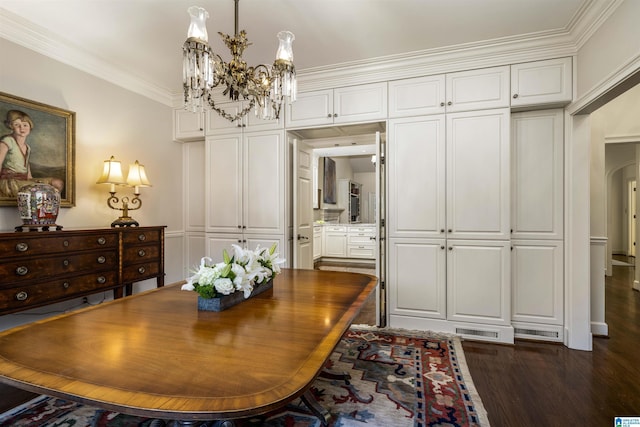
[182,1,297,122]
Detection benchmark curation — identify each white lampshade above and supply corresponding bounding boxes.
[126,161,152,188]
[275,31,295,62]
[96,156,127,185]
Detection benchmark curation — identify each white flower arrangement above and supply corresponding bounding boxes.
[181,243,285,299]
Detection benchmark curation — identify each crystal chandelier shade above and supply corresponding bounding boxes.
[183,2,296,122]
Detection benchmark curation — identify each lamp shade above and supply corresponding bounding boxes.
[126,161,152,187]
[96,156,127,185]
[275,31,295,63]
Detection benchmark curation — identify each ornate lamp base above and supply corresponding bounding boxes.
[111,216,139,227]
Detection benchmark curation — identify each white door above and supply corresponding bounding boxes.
[630,180,636,257]
[446,108,510,240]
[293,138,314,269]
[375,131,385,326]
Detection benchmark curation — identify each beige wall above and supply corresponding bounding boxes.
[0,38,184,287]
[576,0,640,99]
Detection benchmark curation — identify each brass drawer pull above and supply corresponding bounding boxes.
[15,242,28,252]
[138,249,146,257]
[138,234,146,241]
[97,276,106,284]
[15,291,28,301]
[63,282,70,289]
[97,256,106,264]
[16,266,28,276]
[97,237,106,245]
[138,266,146,274]
[62,259,69,267]
[63,240,70,247]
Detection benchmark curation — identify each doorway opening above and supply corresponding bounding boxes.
[289,122,386,326]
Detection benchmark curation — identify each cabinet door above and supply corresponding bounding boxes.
[446,109,510,239]
[313,227,322,259]
[206,135,242,233]
[511,240,563,326]
[184,141,206,232]
[388,116,446,238]
[206,102,243,136]
[334,82,387,124]
[245,234,288,267]
[174,109,204,141]
[511,57,572,108]
[388,75,446,118]
[511,110,564,239]
[244,131,285,234]
[447,240,510,325]
[323,228,347,257]
[285,89,333,128]
[388,238,446,319]
[445,66,510,113]
[206,233,244,263]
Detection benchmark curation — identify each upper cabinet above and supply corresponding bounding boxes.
[445,66,510,113]
[388,66,510,118]
[173,109,205,141]
[206,101,284,136]
[286,82,387,128]
[510,57,572,108]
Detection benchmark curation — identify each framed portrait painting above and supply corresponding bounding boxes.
[0,92,75,207]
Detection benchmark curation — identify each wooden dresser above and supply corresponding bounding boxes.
[0,226,165,315]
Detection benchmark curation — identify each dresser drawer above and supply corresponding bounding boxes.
[0,250,118,283]
[0,271,119,313]
[347,245,376,259]
[0,232,117,258]
[122,229,161,245]
[122,261,160,283]
[122,244,160,265]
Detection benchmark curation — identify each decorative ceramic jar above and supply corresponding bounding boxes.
[17,182,61,227]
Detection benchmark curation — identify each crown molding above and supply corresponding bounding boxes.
[1,1,621,108]
[605,134,640,144]
[0,8,173,106]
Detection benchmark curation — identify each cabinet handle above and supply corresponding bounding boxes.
[333,113,338,117]
[447,101,452,106]
[138,249,146,257]
[97,237,106,245]
[138,266,146,274]
[15,291,28,301]
[63,240,70,247]
[97,256,106,264]
[440,229,445,233]
[448,229,452,233]
[237,225,242,229]
[370,236,376,241]
[62,259,69,266]
[63,282,70,289]
[441,245,445,250]
[448,247,453,251]
[15,242,28,252]
[237,239,242,243]
[16,266,28,276]
[513,94,519,99]
[327,114,332,118]
[440,102,445,107]
[97,276,106,284]
[138,234,146,241]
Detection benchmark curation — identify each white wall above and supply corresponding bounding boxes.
[0,38,185,328]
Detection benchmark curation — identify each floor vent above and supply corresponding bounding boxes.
[514,328,559,338]
[455,328,499,339]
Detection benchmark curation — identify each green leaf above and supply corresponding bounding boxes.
[223,249,231,264]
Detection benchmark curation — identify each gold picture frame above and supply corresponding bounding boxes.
[0,92,75,207]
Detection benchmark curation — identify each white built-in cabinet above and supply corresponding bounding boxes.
[313,226,322,260]
[388,66,510,118]
[285,82,387,128]
[205,101,284,136]
[510,109,564,341]
[510,57,572,108]
[176,57,571,344]
[204,129,286,262]
[174,110,205,141]
[388,108,512,342]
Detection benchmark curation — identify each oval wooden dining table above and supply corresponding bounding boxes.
[0,268,377,425]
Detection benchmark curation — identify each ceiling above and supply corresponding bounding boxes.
[1,0,594,103]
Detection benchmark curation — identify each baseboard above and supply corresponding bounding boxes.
[590,321,609,337]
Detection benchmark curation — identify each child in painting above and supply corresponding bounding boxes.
[0,109,64,197]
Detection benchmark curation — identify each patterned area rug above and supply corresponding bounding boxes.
[0,327,489,427]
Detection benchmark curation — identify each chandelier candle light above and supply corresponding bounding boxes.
[183,0,297,122]
[96,156,152,227]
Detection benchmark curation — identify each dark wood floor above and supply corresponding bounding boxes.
[2,259,639,426]
[463,256,640,426]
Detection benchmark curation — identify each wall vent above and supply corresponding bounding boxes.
[514,328,559,338]
[455,328,499,339]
